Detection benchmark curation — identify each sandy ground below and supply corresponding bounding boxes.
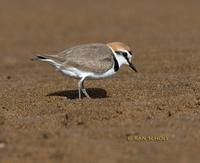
[0,0,200,162]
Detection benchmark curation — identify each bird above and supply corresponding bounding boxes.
[33,42,137,99]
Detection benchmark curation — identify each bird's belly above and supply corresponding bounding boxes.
[60,67,116,79]
[60,67,87,79]
[89,68,116,79]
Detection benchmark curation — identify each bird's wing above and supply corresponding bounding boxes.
[36,54,66,63]
[57,44,114,73]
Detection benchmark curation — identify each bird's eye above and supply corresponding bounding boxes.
[129,51,132,55]
[122,52,128,58]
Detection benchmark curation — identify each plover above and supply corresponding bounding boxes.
[34,42,137,99]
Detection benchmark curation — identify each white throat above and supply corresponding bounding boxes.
[114,54,128,67]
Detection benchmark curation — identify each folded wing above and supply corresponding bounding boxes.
[56,44,114,73]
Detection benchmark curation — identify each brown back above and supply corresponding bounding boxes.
[55,44,114,73]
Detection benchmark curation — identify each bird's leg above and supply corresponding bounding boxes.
[81,79,91,99]
[82,88,91,99]
[78,79,83,99]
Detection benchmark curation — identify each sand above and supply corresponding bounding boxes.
[0,0,200,162]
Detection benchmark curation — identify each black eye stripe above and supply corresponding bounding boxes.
[123,53,127,58]
[115,51,130,64]
[124,55,129,63]
[115,51,132,56]
[115,51,122,55]
[115,51,128,57]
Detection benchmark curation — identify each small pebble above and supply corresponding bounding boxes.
[42,133,49,139]
[0,142,6,149]
[63,113,68,126]
[168,111,172,117]
[77,121,84,125]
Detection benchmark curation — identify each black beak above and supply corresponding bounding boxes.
[128,61,137,72]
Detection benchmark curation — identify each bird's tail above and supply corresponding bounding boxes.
[32,55,50,61]
[31,55,61,69]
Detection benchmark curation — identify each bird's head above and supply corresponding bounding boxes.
[107,42,137,72]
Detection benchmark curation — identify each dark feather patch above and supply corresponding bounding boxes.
[113,55,119,72]
[37,55,47,59]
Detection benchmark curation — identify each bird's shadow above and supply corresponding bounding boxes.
[47,88,108,100]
